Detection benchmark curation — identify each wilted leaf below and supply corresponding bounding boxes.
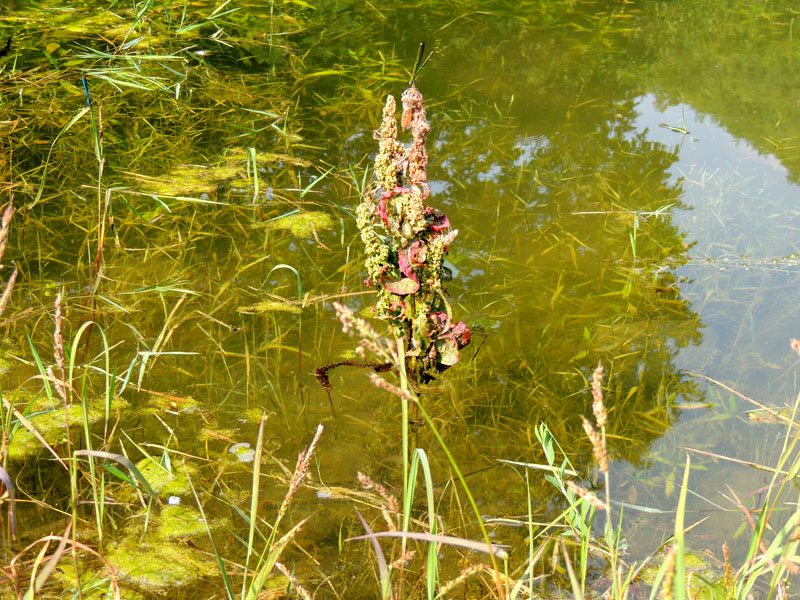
[435,335,460,366]
[383,277,419,295]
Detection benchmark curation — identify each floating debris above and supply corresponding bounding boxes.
[228,442,256,463]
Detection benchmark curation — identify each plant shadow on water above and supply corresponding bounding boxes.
[1,0,800,597]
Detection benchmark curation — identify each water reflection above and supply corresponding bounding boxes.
[3,0,800,594]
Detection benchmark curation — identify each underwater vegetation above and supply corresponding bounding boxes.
[0,0,800,598]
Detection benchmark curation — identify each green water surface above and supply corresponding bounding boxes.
[1,0,800,597]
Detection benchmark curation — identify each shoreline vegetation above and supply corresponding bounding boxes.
[0,1,799,598]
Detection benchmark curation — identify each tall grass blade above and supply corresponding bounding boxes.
[186,462,235,600]
[244,517,310,600]
[241,414,267,597]
[346,530,508,558]
[674,454,691,600]
[73,450,157,499]
[411,449,438,600]
[22,522,71,600]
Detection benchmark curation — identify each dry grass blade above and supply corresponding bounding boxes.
[354,509,390,595]
[22,521,71,600]
[346,529,508,559]
[0,465,16,539]
[1,396,68,471]
[685,371,795,427]
[73,450,158,499]
[9,534,121,600]
[727,485,772,557]
[274,561,313,600]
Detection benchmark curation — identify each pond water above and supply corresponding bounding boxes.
[1,0,800,597]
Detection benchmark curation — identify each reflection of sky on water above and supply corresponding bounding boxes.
[592,95,800,557]
[611,94,800,530]
[632,93,800,395]
[633,93,799,259]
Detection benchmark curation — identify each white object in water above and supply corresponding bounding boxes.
[228,442,256,463]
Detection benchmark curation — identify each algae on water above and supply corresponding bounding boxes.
[238,299,302,315]
[154,503,229,540]
[266,211,334,238]
[107,538,217,590]
[6,393,129,462]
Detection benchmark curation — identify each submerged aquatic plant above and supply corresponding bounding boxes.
[356,79,470,382]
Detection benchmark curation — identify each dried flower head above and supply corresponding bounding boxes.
[0,265,17,317]
[353,83,470,382]
[390,550,416,570]
[358,470,399,531]
[660,544,678,600]
[274,562,313,600]
[54,292,65,372]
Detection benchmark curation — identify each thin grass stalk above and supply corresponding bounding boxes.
[735,381,800,598]
[68,445,80,597]
[241,413,268,598]
[30,106,91,209]
[69,321,111,544]
[525,471,535,598]
[561,539,584,600]
[510,523,547,599]
[580,502,593,595]
[398,337,410,600]
[408,396,506,598]
[187,462,235,600]
[244,425,322,600]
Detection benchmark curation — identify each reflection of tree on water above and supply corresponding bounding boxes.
[422,92,704,467]
[278,0,717,467]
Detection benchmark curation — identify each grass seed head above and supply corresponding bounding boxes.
[591,360,607,428]
[582,416,608,473]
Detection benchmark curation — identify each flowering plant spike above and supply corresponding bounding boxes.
[357,82,470,382]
